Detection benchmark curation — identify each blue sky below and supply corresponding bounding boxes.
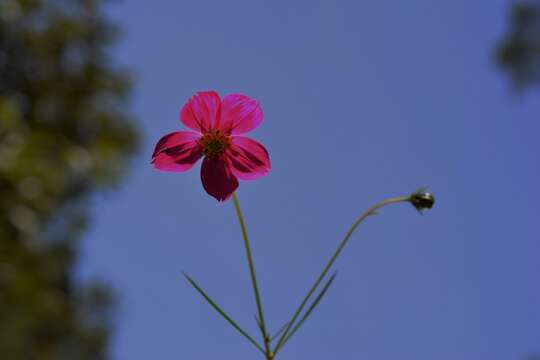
[79,1,540,359]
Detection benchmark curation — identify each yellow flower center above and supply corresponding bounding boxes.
[198,131,231,159]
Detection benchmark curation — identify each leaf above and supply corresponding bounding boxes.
[270,320,291,342]
[182,272,265,354]
[275,272,337,353]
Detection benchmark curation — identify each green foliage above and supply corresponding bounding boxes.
[183,272,266,355]
[0,0,138,358]
[496,1,540,89]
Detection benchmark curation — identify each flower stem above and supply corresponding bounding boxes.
[232,192,271,358]
[273,195,410,355]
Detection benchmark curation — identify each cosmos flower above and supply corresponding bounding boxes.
[152,91,271,201]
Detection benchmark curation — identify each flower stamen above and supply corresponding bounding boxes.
[198,131,231,159]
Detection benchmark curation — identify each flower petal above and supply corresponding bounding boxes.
[219,94,263,135]
[227,136,271,180]
[152,131,203,172]
[200,157,239,201]
[180,91,221,133]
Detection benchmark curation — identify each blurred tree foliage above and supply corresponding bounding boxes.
[0,0,138,358]
[496,0,540,89]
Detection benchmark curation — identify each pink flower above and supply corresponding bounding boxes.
[152,91,271,201]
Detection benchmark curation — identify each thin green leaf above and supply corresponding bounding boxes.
[270,320,291,342]
[254,314,265,335]
[183,272,265,354]
[275,272,337,354]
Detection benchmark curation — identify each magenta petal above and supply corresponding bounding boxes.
[218,94,263,135]
[152,131,203,172]
[180,91,221,133]
[200,157,239,201]
[227,136,271,180]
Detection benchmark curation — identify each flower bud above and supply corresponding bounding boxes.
[409,188,435,213]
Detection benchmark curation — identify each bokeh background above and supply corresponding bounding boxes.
[1,0,539,359]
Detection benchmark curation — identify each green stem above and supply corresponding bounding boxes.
[232,192,271,358]
[273,196,410,355]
